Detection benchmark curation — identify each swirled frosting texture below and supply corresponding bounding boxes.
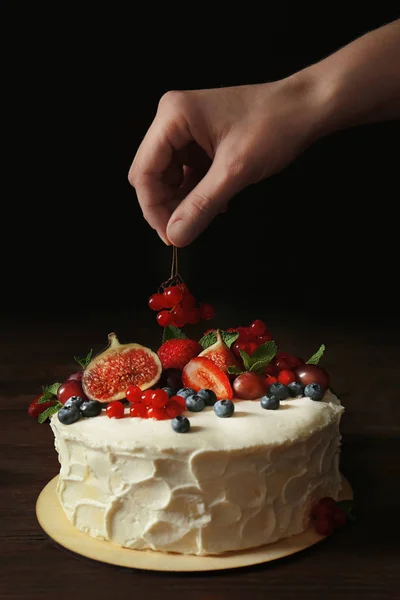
[50,391,344,555]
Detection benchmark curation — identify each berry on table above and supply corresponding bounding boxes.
[260,395,280,410]
[267,382,289,400]
[58,405,81,425]
[185,394,206,412]
[214,399,235,418]
[130,403,147,418]
[171,415,191,433]
[196,388,217,406]
[80,400,102,417]
[287,381,305,398]
[304,383,325,401]
[106,401,125,419]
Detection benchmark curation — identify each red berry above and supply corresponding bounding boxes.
[57,379,88,404]
[245,342,258,355]
[141,390,154,406]
[258,332,273,344]
[278,369,296,386]
[156,310,172,327]
[332,507,348,528]
[275,358,291,371]
[151,389,169,408]
[250,319,266,336]
[314,516,334,536]
[265,363,279,376]
[28,393,57,419]
[313,497,337,519]
[162,286,183,308]
[165,400,184,418]
[199,303,215,320]
[265,375,278,387]
[126,384,142,403]
[157,338,203,371]
[148,293,165,311]
[171,306,187,328]
[106,401,125,419]
[147,406,168,420]
[170,394,186,408]
[233,372,266,400]
[236,327,253,342]
[130,403,147,418]
[181,289,196,311]
[232,340,248,358]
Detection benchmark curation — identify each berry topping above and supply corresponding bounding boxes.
[287,381,305,398]
[150,389,170,408]
[170,393,188,407]
[129,403,147,418]
[148,293,165,311]
[66,370,83,381]
[57,405,81,425]
[126,384,142,403]
[185,394,206,412]
[304,383,325,401]
[265,375,278,387]
[141,389,154,406]
[80,399,102,417]
[57,379,88,405]
[266,382,289,401]
[176,387,197,400]
[171,415,191,433]
[233,372,266,400]
[64,395,85,408]
[165,401,185,419]
[214,399,235,418]
[147,406,168,420]
[182,357,233,400]
[106,401,125,419]
[249,319,266,336]
[163,285,184,307]
[157,338,203,371]
[156,310,173,327]
[260,395,280,410]
[196,388,217,406]
[277,369,296,386]
[28,393,58,420]
[294,364,330,389]
[162,386,175,398]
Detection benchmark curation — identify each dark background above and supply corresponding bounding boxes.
[2,2,399,330]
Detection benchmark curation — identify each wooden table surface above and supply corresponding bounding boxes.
[1,310,399,600]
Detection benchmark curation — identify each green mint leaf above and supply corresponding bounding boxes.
[249,340,278,363]
[239,350,253,372]
[43,382,62,396]
[249,358,274,373]
[74,349,93,368]
[162,325,187,343]
[220,331,239,349]
[306,344,326,365]
[227,365,244,375]
[38,402,63,424]
[337,500,356,523]
[198,330,216,349]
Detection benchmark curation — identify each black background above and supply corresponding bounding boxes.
[2,2,399,329]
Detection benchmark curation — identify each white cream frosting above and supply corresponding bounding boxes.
[50,390,344,555]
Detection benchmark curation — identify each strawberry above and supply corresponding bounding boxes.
[182,357,233,400]
[28,393,57,419]
[157,338,203,371]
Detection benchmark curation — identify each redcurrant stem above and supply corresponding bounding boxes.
[158,247,185,293]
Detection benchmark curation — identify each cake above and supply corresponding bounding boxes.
[29,297,347,556]
[50,389,343,555]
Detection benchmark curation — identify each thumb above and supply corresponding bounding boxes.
[166,153,243,247]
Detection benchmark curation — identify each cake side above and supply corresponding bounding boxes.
[50,391,343,555]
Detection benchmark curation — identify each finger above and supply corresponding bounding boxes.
[166,152,243,247]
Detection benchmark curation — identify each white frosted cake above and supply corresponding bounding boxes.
[50,390,343,555]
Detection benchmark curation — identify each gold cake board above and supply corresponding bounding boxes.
[36,475,352,572]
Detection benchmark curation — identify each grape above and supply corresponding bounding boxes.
[232,372,266,400]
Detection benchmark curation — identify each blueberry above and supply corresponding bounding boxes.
[176,387,196,400]
[80,400,102,418]
[287,381,305,398]
[64,395,85,408]
[304,383,325,401]
[171,415,191,433]
[196,389,217,406]
[185,394,206,412]
[57,405,81,425]
[267,382,289,400]
[213,399,235,418]
[162,386,175,398]
[261,395,280,410]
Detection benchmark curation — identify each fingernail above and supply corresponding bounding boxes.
[158,231,171,246]
[167,219,191,247]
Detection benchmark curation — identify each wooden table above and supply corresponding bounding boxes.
[1,311,399,600]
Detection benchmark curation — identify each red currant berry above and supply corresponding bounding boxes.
[245,342,258,355]
[106,401,125,419]
[265,363,279,376]
[181,288,196,310]
[199,303,215,320]
[187,308,201,324]
[278,369,296,386]
[148,293,165,311]
[250,319,266,336]
[156,310,172,327]
[147,406,168,420]
[314,516,334,536]
[170,394,186,408]
[258,332,273,344]
[265,375,278,387]
[171,306,186,328]
[163,285,183,307]
[312,497,337,519]
[141,390,153,406]
[332,506,348,528]
[275,358,291,371]
[151,389,169,408]
[130,403,147,418]
[232,340,248,358]
[165,400,184,418]
[126,384,142,403]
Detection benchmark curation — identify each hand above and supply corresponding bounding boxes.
[128,79,319,246]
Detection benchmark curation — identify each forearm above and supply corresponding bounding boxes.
[302,19,400,138]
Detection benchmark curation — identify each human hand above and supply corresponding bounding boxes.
[128,78,320,246]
